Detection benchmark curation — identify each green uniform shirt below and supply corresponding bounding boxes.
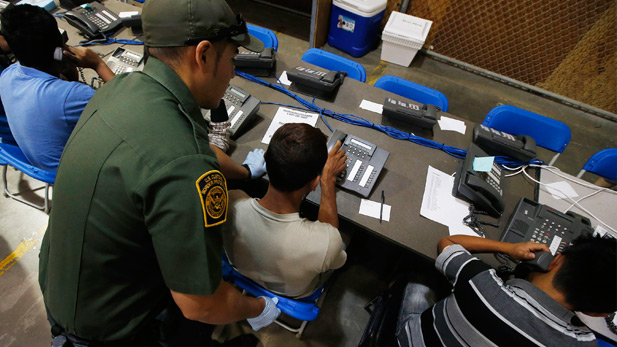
[39,58,227,342]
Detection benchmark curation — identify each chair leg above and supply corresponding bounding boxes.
[2,165,9,198]
[44,183,51,214]
[2,165,51,213]
[548,153,560,166]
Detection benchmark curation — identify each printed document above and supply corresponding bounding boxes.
[420,165,476,236]
[262,107,319,144]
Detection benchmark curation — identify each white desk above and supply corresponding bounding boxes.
[538,167,617,236]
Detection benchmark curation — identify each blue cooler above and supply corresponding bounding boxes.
[328,0,387,57]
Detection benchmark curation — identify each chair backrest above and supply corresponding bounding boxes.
[301,48,366,82]
[221,256,321,321]
[247,24,279,51]
[483,105,571,154]
[577,148,617,180]
[0,143,56,183]
[374,75,449,112]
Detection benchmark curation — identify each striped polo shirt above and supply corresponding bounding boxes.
[398,244,597,346]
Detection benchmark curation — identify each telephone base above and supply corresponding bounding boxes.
[289,82,340,101]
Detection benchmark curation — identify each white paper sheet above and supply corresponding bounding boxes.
[420,166,477,236]
[437,116,467,134]
[278,71,292,86]
[359,100,383,114]
[261,107,319,144]
[545,181,579,200]
[359,199,391,222]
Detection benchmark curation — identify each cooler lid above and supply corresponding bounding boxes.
[333,0,387,17]
[383,11,432,42]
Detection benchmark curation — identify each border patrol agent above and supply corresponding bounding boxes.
[39,0,279,345]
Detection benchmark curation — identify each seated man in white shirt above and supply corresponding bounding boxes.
[223,123,348,298]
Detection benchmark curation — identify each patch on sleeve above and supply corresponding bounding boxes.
[195,170,228,227]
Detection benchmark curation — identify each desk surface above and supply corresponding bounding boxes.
[228,52,540,260]
[539,168,617,236]
[57,3,540,261]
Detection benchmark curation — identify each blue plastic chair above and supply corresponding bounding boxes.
[482,105,571,166]
[0,143,56,213]
[374,75,449,112]
[247,24,278,51]
[222,255,324,337]
[576,148,617,181]
[301,48,366,82]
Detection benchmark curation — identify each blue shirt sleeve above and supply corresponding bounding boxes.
[63,82,95,129]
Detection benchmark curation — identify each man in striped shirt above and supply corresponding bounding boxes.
[397,234,616,346]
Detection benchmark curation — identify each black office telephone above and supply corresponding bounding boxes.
[64,2,122,39]
[201,85,260,139]
[287,66,346,100]
[326,130,389,198]
[473,124,537,162]
[381,97,437,129]
[106,47,143,74]
[453,143,505,217]
[233,47,276,77]
[500,198,594,272]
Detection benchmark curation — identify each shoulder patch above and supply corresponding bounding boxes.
[196,170,228,227]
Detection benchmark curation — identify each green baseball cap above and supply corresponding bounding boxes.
[142,0,264,52]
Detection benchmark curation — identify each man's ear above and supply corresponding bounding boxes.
[309,175,320,191]
[547,253,564,272]
[194,40,212,70]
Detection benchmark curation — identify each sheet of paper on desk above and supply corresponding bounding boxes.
[278,71,292,86]
[437,116,466,134]
[545,181,578,200]
[360,100,383,114]
[359,199,391,221]
[261,107,319,144]
[420,166,477,236]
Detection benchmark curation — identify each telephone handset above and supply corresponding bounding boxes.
[287,66,346,100]
[452,143,505,217]
[326,130,389,198]
[473,124,537,162]
[64,2,122,39]
[381,97,437,129]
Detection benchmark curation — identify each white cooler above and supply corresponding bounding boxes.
[381,11,433,67]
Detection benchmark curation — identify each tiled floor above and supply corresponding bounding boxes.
[0,1,615,346]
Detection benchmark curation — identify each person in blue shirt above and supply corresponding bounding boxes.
[0,4,114,172]
[0,30,17,146]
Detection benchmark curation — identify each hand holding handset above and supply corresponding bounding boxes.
[500,198,594,272]
[453,144,505,217]
[325,130,389,198]
[64,2,122,39]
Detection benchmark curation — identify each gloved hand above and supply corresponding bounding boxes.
[247,296,280,331]
[242,148,267,179]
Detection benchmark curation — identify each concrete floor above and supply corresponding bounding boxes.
[1,1,616,346]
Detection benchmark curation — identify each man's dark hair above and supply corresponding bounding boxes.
[553,234,616,313]
[265,123,328,192]
[0,4,62,71]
